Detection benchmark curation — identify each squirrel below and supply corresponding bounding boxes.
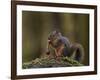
[46,30,84,63]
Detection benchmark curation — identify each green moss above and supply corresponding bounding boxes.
[22,56,83,69]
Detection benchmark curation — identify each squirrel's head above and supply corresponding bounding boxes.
[48,30,62,42]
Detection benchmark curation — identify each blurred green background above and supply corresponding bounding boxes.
[22,11,89,65]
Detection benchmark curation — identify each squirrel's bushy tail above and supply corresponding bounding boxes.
[70,43,84,63]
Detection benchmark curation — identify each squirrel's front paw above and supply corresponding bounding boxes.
[55,56,62,62]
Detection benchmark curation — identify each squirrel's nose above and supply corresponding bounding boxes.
[48,39,51,44]
[48,40,50,42]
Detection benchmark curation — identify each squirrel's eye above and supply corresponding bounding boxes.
[52,35,55,37]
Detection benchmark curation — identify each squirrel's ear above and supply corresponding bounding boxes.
[55,30,59,34]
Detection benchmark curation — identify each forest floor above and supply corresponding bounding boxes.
[22,56,83,69]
